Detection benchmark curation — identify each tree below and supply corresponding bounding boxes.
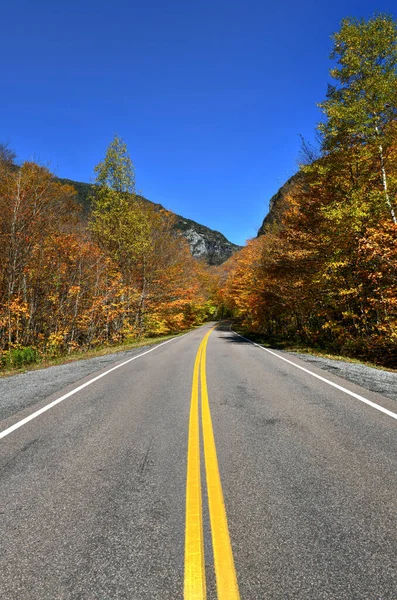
[0,162,79,349]
[0,142,17,167]
[90,135,146,275]
[89,136,212,337]
[218,14,397,367]
[318,14,397,222]
[93,134,135,194]
[0,142,215,362]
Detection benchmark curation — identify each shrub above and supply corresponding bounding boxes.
[2,347,40,368]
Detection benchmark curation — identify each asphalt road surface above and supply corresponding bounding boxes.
[1,322,396,599]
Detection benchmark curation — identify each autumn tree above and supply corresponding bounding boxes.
[0,138,216,366]
[220,14,397,367]
[0,164,76,336]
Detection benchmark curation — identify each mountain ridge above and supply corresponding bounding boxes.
[57,177,242,266]
[257,172,303,237]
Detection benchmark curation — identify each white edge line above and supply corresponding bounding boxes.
[0,331,191,441]
[231,329,397,421]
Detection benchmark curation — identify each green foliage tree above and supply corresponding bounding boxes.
[90,135,149,273]
[318,14,397,222]
[319,14,397,149]
[94,134,135,194]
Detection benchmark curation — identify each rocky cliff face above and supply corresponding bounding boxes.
[257,172,303,236]
[173,215,241,265]
[58,177,241,266]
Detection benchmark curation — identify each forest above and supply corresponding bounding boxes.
[219,14,397,368]
[0,137,217,369]
[2,14,397,371]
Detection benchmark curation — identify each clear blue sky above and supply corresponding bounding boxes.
[2,0,396,245]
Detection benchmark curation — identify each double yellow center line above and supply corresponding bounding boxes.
[184,326,240,599]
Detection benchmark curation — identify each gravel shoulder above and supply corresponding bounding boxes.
[1,337,397,425]
[287,351,397,403]
[0,345,156,421]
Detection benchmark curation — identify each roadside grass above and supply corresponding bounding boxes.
[0,329,196,378]
[231,325,397,373]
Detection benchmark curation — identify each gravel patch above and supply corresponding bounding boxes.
[287,352,397,403]
[0,346,154,421]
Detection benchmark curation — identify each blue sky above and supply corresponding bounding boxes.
[2,0,396,245]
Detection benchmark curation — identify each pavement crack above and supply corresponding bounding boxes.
[138,440,153,475]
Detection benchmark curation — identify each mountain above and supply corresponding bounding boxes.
[57,178,241,266]
[172,215,241,266]
[257,172,303,236]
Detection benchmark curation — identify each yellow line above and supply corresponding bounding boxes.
[184,342,206,600]
[200,332,240,600]
[184,325,240,600]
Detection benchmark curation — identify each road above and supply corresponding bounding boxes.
[1,322,396,599]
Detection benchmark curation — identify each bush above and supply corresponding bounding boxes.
[2,347,40,368]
